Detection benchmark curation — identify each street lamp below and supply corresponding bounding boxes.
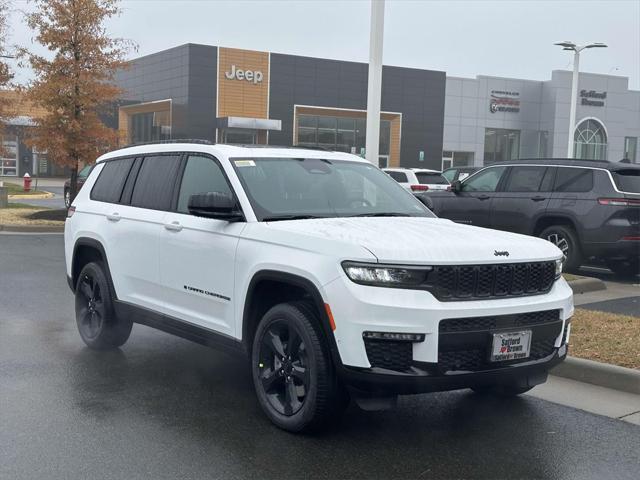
[554,41,607,158]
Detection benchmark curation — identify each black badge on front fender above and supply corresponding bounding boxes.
[494,250,510,257]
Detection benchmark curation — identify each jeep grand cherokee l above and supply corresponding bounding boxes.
[65,143,573,432]
[424,159,640,275]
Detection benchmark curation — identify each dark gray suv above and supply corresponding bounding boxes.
[424,159,640,275]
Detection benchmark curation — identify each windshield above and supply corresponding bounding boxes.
[232,157,434,221]
[612,169,640,193]
[442,169,456,182]
[415,172,449,185]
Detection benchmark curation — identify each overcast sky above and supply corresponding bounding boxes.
[8,0,640,90]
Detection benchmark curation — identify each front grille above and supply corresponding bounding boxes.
[430,262,556,301]
[364,339,412,372]
[439,310,561,333]
[438,338,556,372]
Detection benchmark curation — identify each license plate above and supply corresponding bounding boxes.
[490,331,531,362]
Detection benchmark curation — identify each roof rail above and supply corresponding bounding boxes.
[121,139,214,148]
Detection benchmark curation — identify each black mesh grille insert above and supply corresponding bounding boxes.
[439,310,560,333]
[364,340,412,372]
[429,262,555,301]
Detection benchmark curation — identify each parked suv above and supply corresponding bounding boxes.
[65,143,572,432]
[383,168,450,193]
[424,159,640,275]
[64,164,92,208]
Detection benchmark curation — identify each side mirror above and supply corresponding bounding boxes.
[188,192,243,221]
[451,180,462,193]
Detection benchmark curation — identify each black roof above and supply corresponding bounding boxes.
[494,158,640,171]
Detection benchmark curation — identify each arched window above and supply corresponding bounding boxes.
[574,119,607,160]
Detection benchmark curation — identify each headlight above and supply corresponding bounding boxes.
[342,261,431,287]
[555,258,563,279]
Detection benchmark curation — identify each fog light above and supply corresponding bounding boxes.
[362,331,425,342]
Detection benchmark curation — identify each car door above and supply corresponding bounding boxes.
[490,165,555,234]
[435,165,507,226]
[108,154,182,311]
[159,154,245,336]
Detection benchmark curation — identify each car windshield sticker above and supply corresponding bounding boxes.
[234,160,256,167]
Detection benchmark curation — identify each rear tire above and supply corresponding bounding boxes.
[75,262,132,349]
[471,384,534,397]
[251,301,345,432]
[605,258,640,277]
[540,225,581,271]
[64,188,71,208]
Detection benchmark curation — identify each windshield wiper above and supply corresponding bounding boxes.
[262,214,325,222]
[348,212,414,218]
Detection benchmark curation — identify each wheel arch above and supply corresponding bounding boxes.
[241,270,340,364]
[533,215,579,238]
[71,237,117,299]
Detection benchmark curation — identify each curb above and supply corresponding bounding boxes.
[567,277,606,294]
[0,224,64,233]
[552,356,640,395]
[8,190,55,200]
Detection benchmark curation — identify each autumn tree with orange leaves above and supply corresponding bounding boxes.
[20,0,134,201]
[0,0,14,134]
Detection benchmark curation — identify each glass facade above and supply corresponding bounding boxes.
[0,136,18,176]
[574,119,607,160]
[296,114,390,156]
[129,110,171,144]
[624,137,637,163]
[442,151,474,170]
[484,128,520,164]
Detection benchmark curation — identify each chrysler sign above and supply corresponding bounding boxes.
[225,64,263,84]
[489,90,520,113]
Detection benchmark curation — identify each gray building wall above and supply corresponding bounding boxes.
[444,71,640,166]
[268,54,446,169]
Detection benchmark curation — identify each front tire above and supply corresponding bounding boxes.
[75,262,132,349]
[251,301,344,432]
[540,225,581,271]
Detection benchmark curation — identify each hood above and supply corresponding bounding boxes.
[265,217,562,264]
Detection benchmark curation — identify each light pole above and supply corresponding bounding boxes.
[365,0,385,167]
[554,41,607,158]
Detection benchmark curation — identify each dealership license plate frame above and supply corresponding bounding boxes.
[490,330,532,362]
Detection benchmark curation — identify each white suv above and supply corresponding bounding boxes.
[65,142,573,432]
[383,168,451,193]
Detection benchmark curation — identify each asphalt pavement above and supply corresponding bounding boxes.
[575,265,639,316]
[1,234,639,480]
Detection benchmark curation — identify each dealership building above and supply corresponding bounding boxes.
[3,43,638,178]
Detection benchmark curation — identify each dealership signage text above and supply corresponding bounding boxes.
[580,90,606,107]
[225,64,263,84]
[489,90,520,113]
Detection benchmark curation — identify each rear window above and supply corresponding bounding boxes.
[554,167,593,193]
[611,169,640,193]
[415,172,449,185]
[91,158,135,203]
[130,155,181,211]
[386,171,408,182]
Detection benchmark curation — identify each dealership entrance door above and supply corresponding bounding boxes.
[219,129,258,144]
[216,117,282,146]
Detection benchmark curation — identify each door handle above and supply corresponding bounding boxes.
[164,221,183,232]
[531,196,547,202]
[477,194,491,200]
[106,212,121,222]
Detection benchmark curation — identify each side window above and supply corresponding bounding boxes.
[177,155,234,214]
[387,171,408,182]
[461,166,507,192]
[554,168,594,193]
[78,165,92,179]
[91,158,135,203]
[504,166,547,192]
[130,155,181,210]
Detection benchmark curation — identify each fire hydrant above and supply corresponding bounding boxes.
[23,173,32,192]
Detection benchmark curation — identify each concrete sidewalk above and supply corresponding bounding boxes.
[528,375,640,425]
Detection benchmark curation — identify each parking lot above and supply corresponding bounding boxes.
[1,233,639,480]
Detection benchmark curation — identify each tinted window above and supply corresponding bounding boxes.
[386,171,408,182]
[462,166,507,192]
[78,165,92,179]
[130,155,181,210]
[611,169,640,193]
[554,168,593,192]
[504,166,547,192]
[415,172,449,185]
[91,158,134,203]
[177,155,234,213]
[442,169,456,182]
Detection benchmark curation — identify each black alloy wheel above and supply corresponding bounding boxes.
[257,319,310,416]
[74,262,132,349]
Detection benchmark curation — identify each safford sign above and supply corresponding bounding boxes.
[489,90,520,113]
[580,90,606,107]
